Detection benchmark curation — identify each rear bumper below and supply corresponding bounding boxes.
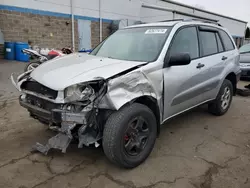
[240,66,250,78]
[240,70,250,78]
[19,97,87,124]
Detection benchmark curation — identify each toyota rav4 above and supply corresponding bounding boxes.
[11,20,241,168]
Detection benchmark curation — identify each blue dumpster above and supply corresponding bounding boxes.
[79,49,92,53]
[4,42,15,60]
[15,42,29,62]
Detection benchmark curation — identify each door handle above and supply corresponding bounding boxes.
[222,56,228,60]
[196,63,205,69]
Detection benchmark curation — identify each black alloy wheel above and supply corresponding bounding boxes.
[103,103,157,168]
[123,116,150,156]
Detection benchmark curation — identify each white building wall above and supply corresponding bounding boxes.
[1,0,247,37]
[140,6,173,23]
[156,0,195,14]
[1,0,141,20]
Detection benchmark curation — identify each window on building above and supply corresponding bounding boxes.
[200,31,218,56]
[220,30,235,51]
[215,33,224,52]
[169,27,199,59]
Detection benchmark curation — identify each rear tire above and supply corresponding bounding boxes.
[208,79,233,116]
[102,103,157,168]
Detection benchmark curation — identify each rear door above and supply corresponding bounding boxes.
[195,26,226,101]
[219,30,239,76]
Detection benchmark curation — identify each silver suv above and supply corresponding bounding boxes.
[12,20,241,168]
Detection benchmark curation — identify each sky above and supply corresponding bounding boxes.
[174,0,250,26]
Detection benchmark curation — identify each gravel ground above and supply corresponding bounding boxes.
[0,59,250,188]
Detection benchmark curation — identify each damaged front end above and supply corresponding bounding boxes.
[11,64,162,155]
[12,72,109,154]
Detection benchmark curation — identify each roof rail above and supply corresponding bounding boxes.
[159,19,184,22]
[159,18,222,27]
[183,18,222,26]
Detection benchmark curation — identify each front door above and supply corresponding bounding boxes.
[163,26,206,120]
[78,20,91,51]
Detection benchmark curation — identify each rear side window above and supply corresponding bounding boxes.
[220,30,235,51]
[216,33,224,52]
[169,27,199,59]
[200,31,218,56]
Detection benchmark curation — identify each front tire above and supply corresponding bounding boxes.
[24,62,41,72]
[102,103,157,168]
[208,79,233,116]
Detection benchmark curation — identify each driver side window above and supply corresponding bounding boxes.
[170,27,199,60]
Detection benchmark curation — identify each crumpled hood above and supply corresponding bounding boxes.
[31,53,146,90]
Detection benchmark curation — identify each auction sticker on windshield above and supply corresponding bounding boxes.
[145,29,168,34]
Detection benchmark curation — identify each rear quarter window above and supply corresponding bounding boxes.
[219,30,235,51]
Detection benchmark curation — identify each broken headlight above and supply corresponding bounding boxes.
[64,84,94,102]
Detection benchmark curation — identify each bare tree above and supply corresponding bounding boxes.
[245,27,250,38]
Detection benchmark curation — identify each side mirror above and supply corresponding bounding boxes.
[164,53,191,68]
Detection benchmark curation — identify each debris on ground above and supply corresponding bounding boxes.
[237,84,250,96]
[237,88,250,96]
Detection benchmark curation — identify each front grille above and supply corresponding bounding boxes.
[26,94,61,112]
[21,81,58,99]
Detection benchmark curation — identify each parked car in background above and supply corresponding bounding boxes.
[11,19,240,168]
[239,43,250,78]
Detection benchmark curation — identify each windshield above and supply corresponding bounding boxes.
[239,44,250,54]
[91,27,171,62]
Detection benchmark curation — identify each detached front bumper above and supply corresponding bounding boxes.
[13,72,104,155]
[20,97,51,122]
[19,96,87,124]
[19,93,90,153]
[19,95,98,154]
